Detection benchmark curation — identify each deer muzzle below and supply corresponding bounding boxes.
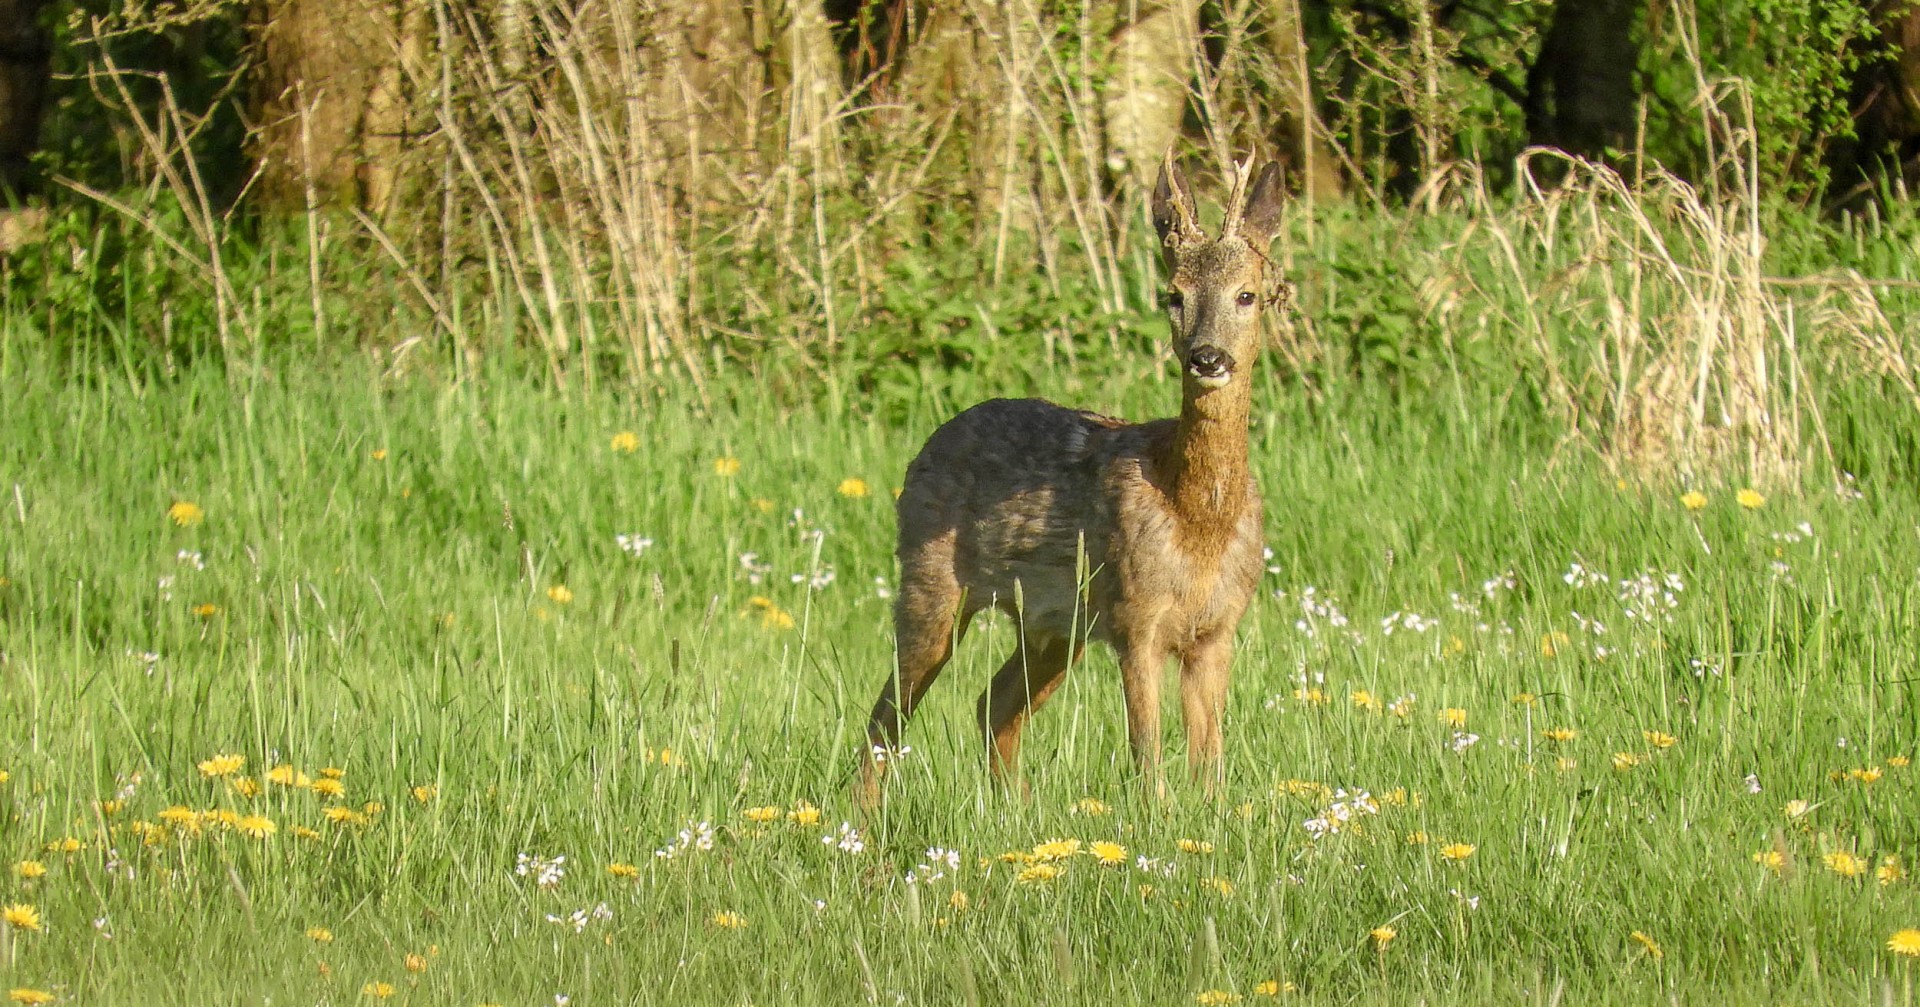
[1186,345,1234,388]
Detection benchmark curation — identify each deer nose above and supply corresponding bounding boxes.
[1187,346,1233,380]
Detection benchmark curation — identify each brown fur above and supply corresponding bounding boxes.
[859,152,1286,801]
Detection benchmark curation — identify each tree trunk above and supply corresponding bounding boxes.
[0,0,49,199]
[1257,0,1341,203]
[1104,0,1198,190]
[1523,0,1642,161]
[249,0,429,212]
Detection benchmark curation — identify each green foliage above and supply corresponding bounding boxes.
[1641,0,1881,198]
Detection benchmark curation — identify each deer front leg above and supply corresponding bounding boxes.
[1179,633,1233,793]
[1117,634,1169,800]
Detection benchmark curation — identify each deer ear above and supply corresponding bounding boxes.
[1238,162,1286,247]
[1152,149,1201,252]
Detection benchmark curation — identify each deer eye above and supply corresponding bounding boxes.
[1236,290,1257,307]
[1166,290,1184,310]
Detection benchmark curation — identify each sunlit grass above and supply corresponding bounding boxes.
[1,345,1918,1005]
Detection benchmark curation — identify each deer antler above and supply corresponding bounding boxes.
[1219,157,1256,238]
[1152,147,1203,251]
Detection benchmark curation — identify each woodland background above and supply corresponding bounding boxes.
[8,1,1920,479]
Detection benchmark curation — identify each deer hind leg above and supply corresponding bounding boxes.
[859,551,971,805]
[1179,634,1234,794]
[977,633,1079,785]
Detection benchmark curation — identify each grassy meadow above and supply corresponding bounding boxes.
[2,311,1919,1006]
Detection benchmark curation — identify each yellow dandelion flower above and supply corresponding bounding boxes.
[167,500,205,526]
[361,801,384,816]
[3,904,41,931]
[1279,779,1329,799]
[307,927,334,943]
[96,799,122,817]
[1555,757,1578,772]
[837,478,870,498]
[1387,695,1415,718]
[1176,838,1215,855]
[546,584,573,605]
[230,778,260,798]
[1878,856,1905,886]
[310,777,346,799]
[712,456,741,477]
[1630,930,1664,960]
[1030,838,1082,862]
[1088,841,1127,866]
[1540,631,1570,658]
[948,890,970,912]
[1253,980,1297,996]
[1642,730,1676,750]
[191,602,220,618]
[1406,831,1429,846]
[1351,689,1382,712]
[1611,751,1643,771]
[13,861,44,880]
[712,910,749,929]
[1848,766,1883,784]
[237,815,277,840]
[1439,842,1476,862]
[43,838,80,854]
[404,953,428,973]
[610,431,640,454]
[1736,488,1765,509]
[1512,692,1538,707]
[1542,727,1578,742]
[788,801,821,827]
[1015,863,1061,885]
[1444,634,1466,656]
[1292,686,1327,706]
[292,826,321,840]
[266,765,301,786]
[608,862,640,879]
[743,805,781,823]
[750,497,774,513]
[1784,799,1812,819]
[1826,850,1868,878]
[0,770,8,785]
[1438,708,1467,728]
[1679,490,1707,511]
[1369,925,1397,947]
[369,447,388,461]
[157,806,199,829]
[1195,992,1242,1005]
[8,990,55,1005]
[1070,797,1110,817]
[1889,929,1920,957]
[1751,850,1785,873]
[1381,788,1409,807]
[323,806,368,826]
[361,981,395,999]
[1202,876,1235,896]
[320,766,346,779]
[411,785,437,805]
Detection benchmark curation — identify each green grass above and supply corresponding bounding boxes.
[2,337,1919,1007]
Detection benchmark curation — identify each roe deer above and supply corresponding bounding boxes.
[859,151,1285,801]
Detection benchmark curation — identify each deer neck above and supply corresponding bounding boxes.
[1161,378,1252,542]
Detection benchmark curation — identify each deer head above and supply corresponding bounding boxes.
[1152,151,1285,394]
